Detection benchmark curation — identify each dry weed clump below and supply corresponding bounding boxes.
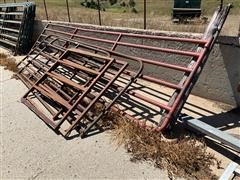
[0,53,19,73]
[102,111,219,179]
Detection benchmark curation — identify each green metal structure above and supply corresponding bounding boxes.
[172,0,202,20]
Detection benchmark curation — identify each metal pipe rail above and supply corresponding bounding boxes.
[17,4,232,137]
[20,48,140,137]
[41,4,231,132]
[17,34,143,86]
[18,28,198,133]
[17,35,143,137]
[24,23,206,130]
[109,4,232,132]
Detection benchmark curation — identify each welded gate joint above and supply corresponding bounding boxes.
[21,48,131,138]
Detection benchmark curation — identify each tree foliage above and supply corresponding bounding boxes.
[109,0,118,5]
[128,0,136,7]
[80,0,137,13]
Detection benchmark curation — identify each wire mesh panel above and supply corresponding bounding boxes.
[0,2,35,54]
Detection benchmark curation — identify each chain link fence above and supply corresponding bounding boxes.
[1,0,239,34]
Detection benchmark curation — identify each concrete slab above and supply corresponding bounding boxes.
[1,51,239,179]
[1,63,168,179]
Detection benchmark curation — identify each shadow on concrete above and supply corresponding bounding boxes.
[199,107,240,133]
[205,138,240,164]
[71,75,238,143]
[219,36,240,107]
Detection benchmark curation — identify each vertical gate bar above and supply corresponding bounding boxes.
[66,62,129,136]
[51,51,100,121]
[158,41,211,131]
[111,34,122,51]
[21,54,64,101]
[56,57,115,129]
[63,28,78,48]
[18,73,57,116]
[17,37,59,75]
[160,5,232,130]
[18,4,231,134]
[81,62,129,136]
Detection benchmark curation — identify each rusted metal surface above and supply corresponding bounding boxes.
[20,48,140,137]
[17,4,231,137]
[18,35,142,136]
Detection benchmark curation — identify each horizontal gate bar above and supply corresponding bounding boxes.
[49,23,208,44]
[46,28,200,57]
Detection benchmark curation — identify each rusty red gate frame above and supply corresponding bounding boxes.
[17,4,232,137]
[17,35,142,137]
[21,48,133,137]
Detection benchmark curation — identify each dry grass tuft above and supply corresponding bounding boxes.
[102,111,219,179]
[0,53,19,73]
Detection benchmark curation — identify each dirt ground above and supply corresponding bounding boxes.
[0,48,239,179]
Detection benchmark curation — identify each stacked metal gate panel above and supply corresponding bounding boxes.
[0,2,35,55]
[17,35,142,137]
[17,4,231,138]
